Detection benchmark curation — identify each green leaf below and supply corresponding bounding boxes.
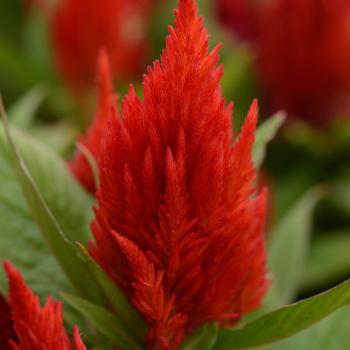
[8,85,47,129]
[253,112,286,169]
[0,133,71,298]
[0,153,70,299]
[180,323,218,350]
[78,245,147,341]
[0,134,92,332]
[0,103,103,304]
[266,305,350,350]
[265,188,324,309]
[29,122,77,154]
[62,293,144,350]
[213,278,350,350]
[0,126,93,243]
[302,232,350,291]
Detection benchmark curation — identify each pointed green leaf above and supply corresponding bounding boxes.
[8,85,46,129]
[0,127,93,243]
[265,188,324,309]
[30,122,77,154]
[0,158,70,298]
[266,306,350,350]
[253,112,286,169]
[0,103,103,303]
[78,244,147,341]
[302,232,350,290]
[62,293,144,350]
[0,140,95,333]
[213,278,350,350]
[180,323,218,350]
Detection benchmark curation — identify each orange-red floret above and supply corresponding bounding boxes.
[4,262,86,350]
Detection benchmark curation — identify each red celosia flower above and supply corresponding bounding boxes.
[256,0,350,124]
[3,262,86,350]
[49,0,154,94]
[218,0,350,125]
[215,0,260,41]
[90,0,269,349]
[70,50,116,194]
[0,293,15,350]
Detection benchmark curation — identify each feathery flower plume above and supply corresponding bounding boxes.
[70,50,116,194]
[4,262,86,350]
[90,0,269,348]
[50,0,154,94]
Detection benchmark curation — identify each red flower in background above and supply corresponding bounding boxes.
[256,0,350,125]
[217,0,350,125]
[70,50,116,194]
[216,0,259,41]
[0,293,15,350]
[50,0,155,94]
[90,0,269,348]
[3,262,86,350]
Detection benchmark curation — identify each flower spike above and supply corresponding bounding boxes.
[90,0,269,348]
[4,262,86,350]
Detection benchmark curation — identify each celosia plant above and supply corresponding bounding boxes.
[256,0,350,125]
[2,0,350,350]
[90,0,269,347]
[46,0,155,94]
[217,0,350,125]
[2,262,86,350]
